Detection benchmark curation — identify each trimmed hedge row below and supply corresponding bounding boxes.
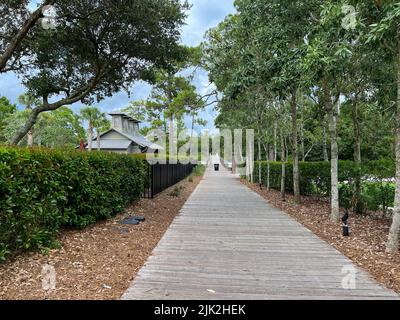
[256,160,395,196]
[0,147,147,261]
[255,160,395,213]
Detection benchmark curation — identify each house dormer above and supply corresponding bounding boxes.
[109,112,140,136]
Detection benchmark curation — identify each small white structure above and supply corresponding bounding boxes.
[84,112,162,154]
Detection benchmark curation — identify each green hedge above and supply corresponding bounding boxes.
[255,160,395,212]
[0,147,147,261]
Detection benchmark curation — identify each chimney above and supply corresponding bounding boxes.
[109,112,140,135]
[128,119,139,135]
[110,112,125,131]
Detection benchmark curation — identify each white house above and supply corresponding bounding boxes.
[83,112,162,154]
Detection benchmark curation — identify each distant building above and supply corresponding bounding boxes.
[83,112,162,154]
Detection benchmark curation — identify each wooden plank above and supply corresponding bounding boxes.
[121,164,399,300]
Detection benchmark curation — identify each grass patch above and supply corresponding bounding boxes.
[169,185,184,197]
[192,165,206,177]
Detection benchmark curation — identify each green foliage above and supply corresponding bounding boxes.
[192,164,206,177]
[256,160,395,211]
[169,185,183,197]
[0,96,16,143]
[0,147,147,261]
[1,107,86,147]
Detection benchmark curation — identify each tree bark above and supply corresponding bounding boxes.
[291,90,301,204]
[27,129,34,147]
[0,0,56,72]
[258,135,262,188]
[249,135,254,183]
[273,119,278,161]
[88,124,93,151]
[263,143,270,191]
[280,128,286,202]
[352,98,362,214]
[97,129,101,151]
[326,88,340,222]
[169,114,176,163]
[300,113,305,161]
[387,38,400,253]
[323,124,329,161]
[189,113,195,156]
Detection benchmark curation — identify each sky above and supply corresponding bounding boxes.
[0,0,236,131]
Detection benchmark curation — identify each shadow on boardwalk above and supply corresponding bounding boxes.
[122,164,399,300]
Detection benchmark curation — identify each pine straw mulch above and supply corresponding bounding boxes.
[0,174,203,300]
[242,180,400,294]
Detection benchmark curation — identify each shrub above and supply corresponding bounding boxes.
[192,165,206,177]
[0,147,147,261]
[254,159,395,213]
[169,185,183,197]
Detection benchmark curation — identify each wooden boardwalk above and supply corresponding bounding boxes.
[122,164,399,300]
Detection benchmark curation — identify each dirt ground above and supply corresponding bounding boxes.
[243,180,400,294]
[0,174,203,300]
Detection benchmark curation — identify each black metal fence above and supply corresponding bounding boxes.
[143,163,197,199]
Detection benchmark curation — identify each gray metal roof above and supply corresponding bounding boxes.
[93,128,163,150]
[91,140,132,150]
[123,132,163,150]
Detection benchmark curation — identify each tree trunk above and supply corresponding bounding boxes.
[268,145,274,162]
[352,99,362,214]
[387,40,400,253]
[300,117,305,161]
[97,130,101,151]
[280,129,286,202]
[189,113,195,156]
[169,115,176,163]
[285,136,289,161]
[291,90,301,204]
[249,136,254,183]
[88,124,93,152]
[263,143,270,191]
[27,129,34,147]
[274,119,278,161]
[323,121,329,161]
[327,92,340,222]
[258,136,262,188]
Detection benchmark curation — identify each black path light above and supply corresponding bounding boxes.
[342,209,350,237]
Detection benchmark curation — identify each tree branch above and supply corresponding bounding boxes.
[10,65,106,145]
[0,0,56,73]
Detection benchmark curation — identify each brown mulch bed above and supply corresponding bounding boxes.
[242,180,400,294]
[0,175,203,300]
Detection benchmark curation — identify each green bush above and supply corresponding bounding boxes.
[0,147,147,261]
[192,165,206,177]
[255,159,395,213]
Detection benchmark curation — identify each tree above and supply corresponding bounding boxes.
[1,106,86,148]
[361,0,400,252]
[204,0,323,204]
[0,0,56,73]
[17,93,40,147]
[38,107,86,147]
[94,115,110,151]
[6,0,189,145]
[301,1,356,221]
[0,96,16,143]
[79,106,106,152]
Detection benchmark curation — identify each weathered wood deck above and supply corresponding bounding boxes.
[122,164,399,300]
